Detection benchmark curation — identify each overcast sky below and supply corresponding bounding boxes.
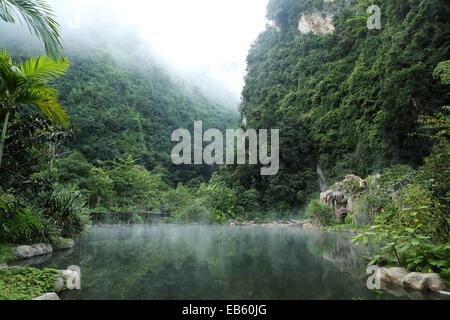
[48,0,270,101]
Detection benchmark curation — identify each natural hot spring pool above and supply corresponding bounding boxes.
[20,224,445,300]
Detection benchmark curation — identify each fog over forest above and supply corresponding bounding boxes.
[1,0,270,109]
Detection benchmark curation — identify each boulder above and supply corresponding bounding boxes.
[345,174,367,189]
[403,272,444,292]
[54,278,65,293]
[302,223,314,229]
[425,274,445,292]
[12,244,53,260]
[31,244,53,256]
[320,189,348,222]
[12,246,34,259]
[376,267,409,285]
[377,267,445,292]
[0,264,8,269]
[320,174,367,223]
[33,293,60,300]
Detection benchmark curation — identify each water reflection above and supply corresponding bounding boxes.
[26,225,429,300]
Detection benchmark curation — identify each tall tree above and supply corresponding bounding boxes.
[0,50,69,166]
[0,0,63,59]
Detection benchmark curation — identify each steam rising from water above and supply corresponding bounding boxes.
[29,224,415,300]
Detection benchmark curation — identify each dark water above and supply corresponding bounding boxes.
[28,225,439,300]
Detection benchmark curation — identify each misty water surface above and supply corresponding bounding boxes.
[32,225,415,300]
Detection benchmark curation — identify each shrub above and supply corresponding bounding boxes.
[0,200,60,244]
[199,174,238,221]
[0,268,62,300]
[378,165,416,193]
[158,184,194,217]
[237,188,261,213]
[0,244,14,264]
[305,199,336,226]
[352,222,450,278]
[351,175,391,225]
[352,184,448,269]
[405,242,450,278]
[180,200,213,223]
[36,184,90,238]
[391,184,445,242]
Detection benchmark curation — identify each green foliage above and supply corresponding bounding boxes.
[351,176,389,226]
[0,198,60,244]
[305,199,336,226]
[89,166,114,208]
[103,155,168,210]
[159,184,194,218]
[178,199,213,224]
[35,184,90,238]
[433,60,450,85]
[378,165,416,193]
[0,114,66,191]
[0,50,68,124]
[196,173,239,223]
[0,267,61,300]
[393,184,439,239]
[35,48,236,185]
[352,223,450,279]
[351,172,448,277]
[414,106,450,242]
[231,0,449,208]
[0,243,14,264]
[405,242,450,278]
[159,174,241,224]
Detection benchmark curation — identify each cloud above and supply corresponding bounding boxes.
[48,0,270,107]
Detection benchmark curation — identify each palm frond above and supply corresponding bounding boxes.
[0,50,17,103]
[15,86,68,124]
[0,50,68,124]
[0,0,63,60]
[19,55,69,81]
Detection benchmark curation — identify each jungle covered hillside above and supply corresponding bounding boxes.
[227,0,449,208]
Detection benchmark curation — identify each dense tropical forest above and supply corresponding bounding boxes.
[0,0,449,300]
[229,0,449,206]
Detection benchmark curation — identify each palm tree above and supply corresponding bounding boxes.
[0,0,63,59]
[0,50,69,166]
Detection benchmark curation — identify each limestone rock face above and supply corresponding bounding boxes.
[297,0,352,35]
[298,9,335,35]
[12,244,53,260]
[320,174,367,222]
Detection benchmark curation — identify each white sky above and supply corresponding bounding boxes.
[53,0,270,98]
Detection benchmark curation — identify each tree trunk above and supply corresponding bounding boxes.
[0,112,10,167]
